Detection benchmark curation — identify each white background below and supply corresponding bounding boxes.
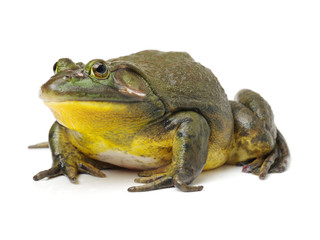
[1,0,319,239]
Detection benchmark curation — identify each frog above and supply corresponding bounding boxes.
[31,50,290,192]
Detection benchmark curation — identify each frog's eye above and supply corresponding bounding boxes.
[91,61,110,79]
[53,62,58,74]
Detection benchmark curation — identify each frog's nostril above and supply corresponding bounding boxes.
[63,75,72,81]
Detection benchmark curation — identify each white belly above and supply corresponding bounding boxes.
[93,150,161,170]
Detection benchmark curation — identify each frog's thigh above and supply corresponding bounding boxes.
[228,101,275,164]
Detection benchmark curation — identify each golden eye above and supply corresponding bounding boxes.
[91,61,109,79]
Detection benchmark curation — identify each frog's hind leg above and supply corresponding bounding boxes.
[230,89,290,179]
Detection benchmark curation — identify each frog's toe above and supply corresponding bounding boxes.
[62,164,78,183]
[134,173,166,183]
[78,162,106,178]
[242,157,264,173]
[258,147,279,180]
[241,147,279,179]
[241,129,290,179]
[128,177,174,192]
[269,164,286,173]
[173,175,203,192]
[33,158,107,183]
[60,160,107,182]
[130,173,203,192]
[33,165,62,181]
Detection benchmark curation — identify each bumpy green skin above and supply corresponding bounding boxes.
[111,51,234,151]
[33,50,290,192]
[111,51,232,121]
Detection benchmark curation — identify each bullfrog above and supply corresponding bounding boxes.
[31,50,289,192]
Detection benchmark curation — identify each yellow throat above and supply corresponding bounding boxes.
[45,101,154,135]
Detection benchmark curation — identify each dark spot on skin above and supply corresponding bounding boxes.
[188,134,195,139]
[164,119,176,131]
[163,119,172,128]
[183,143,191,151]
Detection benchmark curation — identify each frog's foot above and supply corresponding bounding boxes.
[131,162,205,192]
[242,130,290,180]
[33,122,118,183]
[129,167,204,192]
[33,156,113,183]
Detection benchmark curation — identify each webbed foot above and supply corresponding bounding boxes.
[33,121,115,183]
[129,166,203,192]
[242,130,290,179]
[33,155,112,183]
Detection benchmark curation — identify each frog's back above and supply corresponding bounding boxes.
[110,50,232,127]
[110,50,234,169]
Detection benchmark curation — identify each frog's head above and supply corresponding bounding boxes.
[41,58,154,103]
[40,58,165,133]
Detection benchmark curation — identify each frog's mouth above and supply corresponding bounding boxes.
[39,83,146,104]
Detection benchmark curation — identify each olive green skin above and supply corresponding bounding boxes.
[113,51,233,129]
[33,50,289,192]
[112,51,234,160]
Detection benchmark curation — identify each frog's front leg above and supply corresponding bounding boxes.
[128,111,210,192]
[33,121,115,183]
